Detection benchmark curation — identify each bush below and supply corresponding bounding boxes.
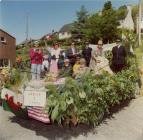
[45,56,139,126]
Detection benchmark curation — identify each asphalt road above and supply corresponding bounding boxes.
[0,97,143,140]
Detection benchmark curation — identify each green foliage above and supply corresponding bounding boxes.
[122,29,138,52]
[9,68,21,85]
[72,1,121,44]
[45,56,139,126]
[132,5,138,31]
[71,5,89,41]
[76,5,89,23]
[116,5,128,20]
[104,50,113,64]
[101,5,120,43]
[102,1,112,12]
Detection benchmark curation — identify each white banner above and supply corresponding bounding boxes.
[89,43,116,51]
[24,90,46,107]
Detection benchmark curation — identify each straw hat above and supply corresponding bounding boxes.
[80,58,86,65]
[64,59,70,63]
[85,41,89,44]
[98,40,103,45]
[116,39,121,42]
[34,43,39,48]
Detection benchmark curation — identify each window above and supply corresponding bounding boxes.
[1,37,6,43]
[0,59,9,67]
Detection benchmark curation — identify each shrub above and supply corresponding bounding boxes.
[45,58,139,126]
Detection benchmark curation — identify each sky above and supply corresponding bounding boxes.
[0,0,139,44]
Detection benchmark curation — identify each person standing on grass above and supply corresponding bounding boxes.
[30,44,43,80]
[111,39,127,73]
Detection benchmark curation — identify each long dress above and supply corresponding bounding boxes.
[50,59,58,74]
[49,48,61,75]
[89,47,113,75]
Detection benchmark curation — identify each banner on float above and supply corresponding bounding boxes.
[24,90,46,107]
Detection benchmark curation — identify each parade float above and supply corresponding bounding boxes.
[0,53,140,126]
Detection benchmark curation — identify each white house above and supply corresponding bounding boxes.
[119,5,134,30]
[58,24,72,40]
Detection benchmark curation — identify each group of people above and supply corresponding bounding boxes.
[29,39,127,80]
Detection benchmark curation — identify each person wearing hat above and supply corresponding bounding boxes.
[96,40,104,56]
[89,40,113,75]
[89,40,103,70]
[111,39,127,73]
[59,59,72,77]
[29,43,43,80]
[82,41,92,67]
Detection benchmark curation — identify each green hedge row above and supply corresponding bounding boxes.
[45,56,140,126]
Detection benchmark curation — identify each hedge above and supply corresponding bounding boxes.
[45,56,140,126]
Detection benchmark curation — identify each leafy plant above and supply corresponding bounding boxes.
[45,55,139,126]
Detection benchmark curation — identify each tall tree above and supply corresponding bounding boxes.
[71,5,89,41]
[101,2,120,43]
[84,1,120,43]
[83,13,102,43]
[116,5,128,20]
[132,5,138,32]
[72,1,123,44]
[76,5,88,23]
[102,1,112,12]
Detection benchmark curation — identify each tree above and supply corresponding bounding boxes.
[102,1,112,12]
[116,5,128,20]
[72,1,123,44]
[132,5,138,32]
[101,2,120,43]
[71,5,89,41]
[86,1,119,43]
[76,5,88,23]
[83,13,102,43]
[122,28,137,52]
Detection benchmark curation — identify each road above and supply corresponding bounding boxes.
[0,97,143,140]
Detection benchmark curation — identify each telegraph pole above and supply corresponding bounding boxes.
[26,13,29,41]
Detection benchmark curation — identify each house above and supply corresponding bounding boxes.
[0,29,16,67]
[41,32,58,40]
[59,24,72,40]
[41,33,52,40]
[118,5,134,30]
[18,39,36,47]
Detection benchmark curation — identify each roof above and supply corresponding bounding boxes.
[18,39,36,46]
[59,23,73,33]
[41,33,52,39]
[41,32,58,39]
[0,28,16,39]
